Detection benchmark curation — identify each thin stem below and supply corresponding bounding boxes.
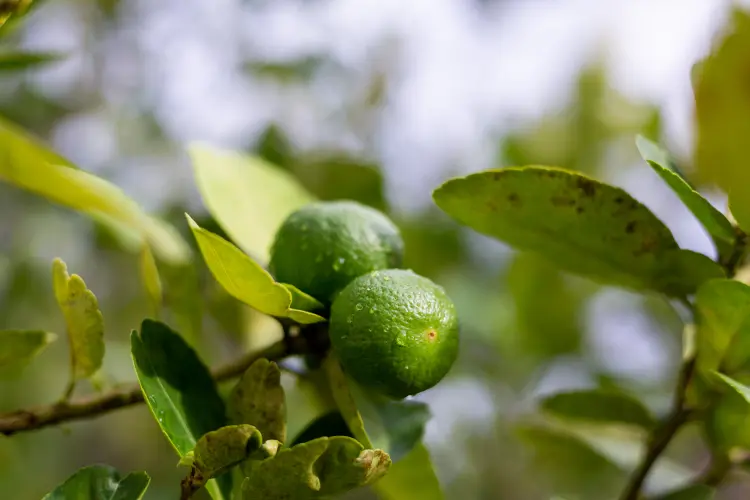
[619,357,696,500]
[0,338,293,436]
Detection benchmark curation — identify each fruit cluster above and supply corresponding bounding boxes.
[269,201,459,399]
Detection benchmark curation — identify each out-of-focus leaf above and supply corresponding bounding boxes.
[506,252,584,357]
[244,57,324,83]
[160,261,202,345]
[654,485,715,500]
[291,411,353,446]
[139,245,162,318]
[373,443,444,500]
[714,372,750,403]
[540,389,655,430]
[188,143,314,265]
[52,258,104,381]
[228,359,286,443]
[693,9,750,232]
[0,116,191,264]
[694,279,750,374]
[0,51,64,72]
[181,424,262,492]
[131,320,230,500]
[323,354,430,462]
[704,387,750,453]
[516,424,625,500]
[433,167,722,296]
[187,215,324,324]
[42,465,150,500]
[636,135,735,257]
[254,123,294,169]
[241,436,390,499]
[0,329,56,372]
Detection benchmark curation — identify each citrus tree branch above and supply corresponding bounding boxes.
[619,357,695,500]
[0,338,295,437]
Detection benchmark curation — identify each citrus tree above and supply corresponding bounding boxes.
[4,3,750,500]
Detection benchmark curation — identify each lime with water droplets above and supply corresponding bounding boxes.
[329,269,459,399]
[269,201,404,305]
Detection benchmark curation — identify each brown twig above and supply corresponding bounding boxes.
[619,357,696,500]
[0,338,292,436]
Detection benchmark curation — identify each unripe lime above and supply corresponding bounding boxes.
[329,269,459,399]
[269,201,404,305]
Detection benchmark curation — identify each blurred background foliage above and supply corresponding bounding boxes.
[1,0,749,499]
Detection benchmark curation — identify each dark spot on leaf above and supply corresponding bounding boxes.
[492,172,502,181]
[551,196,576,207]
[575,177,597,197]
[626,221,637,234]
[486,200,498,211]
[614,196,625,204]
[507,193,521,207]
[576,206,585,214]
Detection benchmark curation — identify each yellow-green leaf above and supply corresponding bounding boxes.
[374,444,443,500]
[636,135,735,257]
[52,258,104,381]
[433,167,721,296]
[0,329,56,372]
[185,424,263,484]
[186,214,325,324]
[188,143,314,265]
[139,245,162,318]
[0,116,190,264]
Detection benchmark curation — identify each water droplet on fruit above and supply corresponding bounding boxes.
[355,303,363,311]
[347,315,353,324]
[369,307,375,314]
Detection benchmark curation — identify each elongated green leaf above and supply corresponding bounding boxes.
[0,329,56,371]
[188,143,314,265]
[323,354,430,461]
[693,9,750,232]
[714,372,750,403]
[654,485,715,500]
[228,359,287,443]
[241,436,390,499]
[373,443,444,500]
[541,390,655,430]
[42,465,150,500]
[139,245,162,318]
[131,319,230,500]
[636,135,735,257]
[433,167,720,296]
[186,214,324,324]
[323,354,372,448]
[0,51,64,72]
[181,424,263,493]
[52,258,104,381]
[694,279,750,373]
[0,116,190,264]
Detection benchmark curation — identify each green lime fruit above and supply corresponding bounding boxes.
[269,201,404,305]
[329,269,459,399]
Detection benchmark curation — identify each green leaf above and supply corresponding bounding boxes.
[323,354,372,449]
[0,329,56,371]
[0,116,190,264]
[0,51,64,72]
[182,424,263,489]
[228,359,287,443]
[139,245,162,318]
[323,354,430,461]
[188,143,314,265]
[694,279,750,374]
[540,389,656,430]
[52,258,104,381]
[433,166,717,296]
[186,214,324,324]
[704,385,750,452]
[693,9,750,232]
[42,464,150,500]
[373,443,444,500]
[130,319,230,500]
[516,424,625,500]
[636,135,735,257]
[714,372,750,403]
[241,436,390,499]
[653,485,715,500]
[282,284,324,313]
